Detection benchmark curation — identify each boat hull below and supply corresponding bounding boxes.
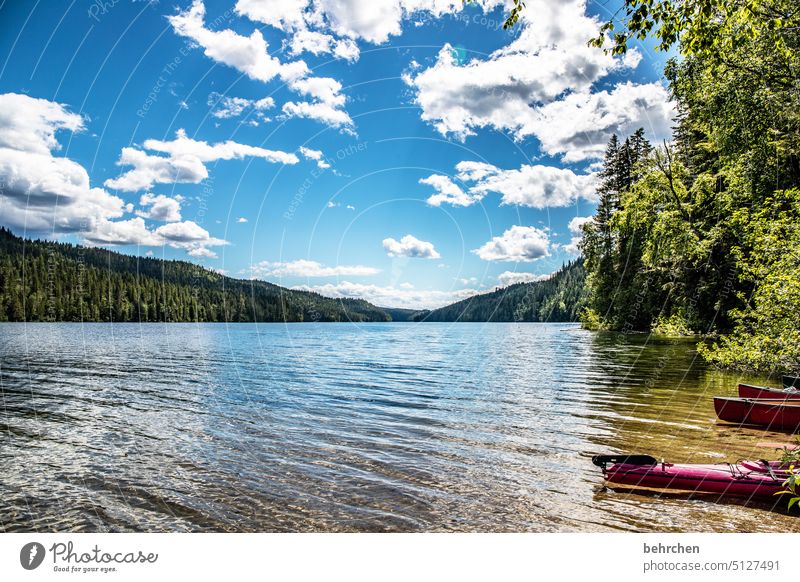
[714,397,800,431]
[601,460,789,498]
[738,383,800,399]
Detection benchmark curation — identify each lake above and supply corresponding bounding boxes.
[0,322,797,532]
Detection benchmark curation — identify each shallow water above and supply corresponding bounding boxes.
[0,322,797,532]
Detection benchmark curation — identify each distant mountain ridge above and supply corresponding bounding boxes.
[0,228,585,323]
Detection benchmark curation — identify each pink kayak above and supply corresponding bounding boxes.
[592,455,791,498]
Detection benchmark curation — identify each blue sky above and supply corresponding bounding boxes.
[0,0,674,308]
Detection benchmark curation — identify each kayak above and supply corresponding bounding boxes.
[592,455,791,498]
[738,383,800,399]
[714,397,800,431]
[785,375,800,389]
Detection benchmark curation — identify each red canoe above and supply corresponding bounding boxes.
[714,397,800,431]
[738,383,800,399]
[592,455,791,498]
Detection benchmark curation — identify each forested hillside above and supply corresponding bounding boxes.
[416,260,586,322]
[0,228,390,323]
[577,0,800,374]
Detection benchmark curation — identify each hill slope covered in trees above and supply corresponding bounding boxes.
[0,228,390,323]
[415,260,586,322]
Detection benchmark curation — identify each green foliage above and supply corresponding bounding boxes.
[652,313,694,337]
[579,308,606,331]
[699,189,800,373]
[0,228,391,323]
[774,445,800,509]
[577,0,800,374]
[417,260,586,322]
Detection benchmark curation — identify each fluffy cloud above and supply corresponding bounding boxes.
[248,259,380,278]
[405,0,674,160]
[237,0,501,48]
[169,0,308,82]
[0,93,126,233]
[527,82,675,163]
[497,270,550,286]
[473,226,550,262]
[207,92,274,120]
[563,215,592,254]
[84,217,162,246]
[422,161,597,208]
[283,76,352,128]
[299,146,331,169]
[105,129,299,191]
[383,234,441,259]
[237,216,249,223]
[292,280,481,309]
[136,193,182,222]
[289,29,360,62]
[282,100,352,127]
[83,217,228,258]
[0,93,226,258]
[171,1,351,128]
[235,0,309,32]
[420,174,477,207]
[465,162,598,207]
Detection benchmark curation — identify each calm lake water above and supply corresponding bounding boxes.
[1,322,797,532]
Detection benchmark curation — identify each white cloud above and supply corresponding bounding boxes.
[235,0,309,32]
[83,217,227,258]
[0,92,84,154]
[172,1,353,129]
[237,0,498,48]
[237,216,249,223]
[283,76,352,128]
[289,29,360,62]
[473,226,550,262]
[0,94,228,257]
[497,271,550,286]
[383,234,441,259]
[0,93,126,234]
[346,204,355,210]
[420,174,477,207]
[84,217,162,246]
[169,0,308,83]
[207,92,274,120]
[299,146,331,169]
[422,161,598,208]
[247,259,380,278]
[105,129,299,191]
[292,280,481,309]
[528,82,675,163]
[563,215,592,254]
[282,101,353,127]
[405,0,674,160]
[154,220,228,258]
[136,193,182,222]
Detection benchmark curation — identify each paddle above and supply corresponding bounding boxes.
[592,455,658,467]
